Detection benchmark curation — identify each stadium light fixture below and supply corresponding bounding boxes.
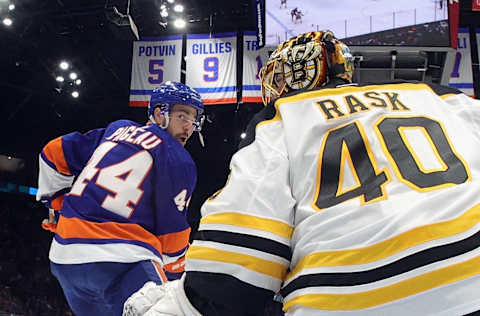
[173,18,185,28]
[173,4,183,12]
[59,61,69,70]
[3,17,12,26]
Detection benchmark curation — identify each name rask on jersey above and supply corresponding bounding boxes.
[105,125,162,150]
[316,91,410,121]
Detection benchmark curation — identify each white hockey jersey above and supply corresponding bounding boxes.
[185,81,480,315]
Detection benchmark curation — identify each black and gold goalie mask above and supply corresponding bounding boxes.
[259,30,355,105]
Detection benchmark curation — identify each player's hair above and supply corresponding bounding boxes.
[259,30,354,105]
[148,81,204,131]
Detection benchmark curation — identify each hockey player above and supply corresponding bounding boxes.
[36,81,204,316]
[124,31,480,315]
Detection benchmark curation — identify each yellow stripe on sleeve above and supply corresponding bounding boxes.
[440,93,458,99]
[187,245,288,280]
[200,212,294,239]
[288,203,480,280]
[284,254,480,311]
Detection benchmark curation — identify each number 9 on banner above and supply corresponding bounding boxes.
[203,57,219,82]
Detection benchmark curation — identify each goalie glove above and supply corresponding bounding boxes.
[41,208,60,233]
[123,275,201,316]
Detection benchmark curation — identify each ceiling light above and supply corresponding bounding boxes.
[71,91,79,98]
[75,79,82,85]
[173,4,183,12]
[56,76,65,82]
[160,4,166,10]
[2,18,12,26]
[167,0,174,3]
[69,72,78,80]
[59,61,69,70]
[160,9,168,17]
[173,18,186,28]
[240,132,246,139]
[8,4,15,10]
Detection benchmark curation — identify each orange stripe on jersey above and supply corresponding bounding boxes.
[151,260,168,283]
[43,137,71,175]
[158,228,191,254]
[56,216,190,255]
[163,256,185,274]
[50,194,64,211]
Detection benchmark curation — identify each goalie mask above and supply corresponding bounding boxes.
[259,30,354,105]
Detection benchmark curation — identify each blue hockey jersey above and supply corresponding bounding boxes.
[37,120,196,275]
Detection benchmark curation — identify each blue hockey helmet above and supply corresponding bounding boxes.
[148,81,204,131]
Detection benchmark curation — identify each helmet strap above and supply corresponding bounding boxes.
[158,111,169,129]
[151,106,170,129]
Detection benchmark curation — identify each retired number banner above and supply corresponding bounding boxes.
[129,35,183,107]
[448,28,474,96]
[186,33,237,105]
[242,31,269,103]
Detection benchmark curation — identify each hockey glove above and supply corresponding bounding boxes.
[123,275,201,316]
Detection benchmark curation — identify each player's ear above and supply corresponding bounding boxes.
[153,107,165,125]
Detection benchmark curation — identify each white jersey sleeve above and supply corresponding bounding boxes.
[186,81,480,316]
[184,103,294,314]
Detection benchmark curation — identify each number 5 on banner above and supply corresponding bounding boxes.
[149,59,164,84]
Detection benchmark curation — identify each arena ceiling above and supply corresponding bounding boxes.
[0,0,258,190]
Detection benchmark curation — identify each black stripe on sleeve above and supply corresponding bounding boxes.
[282,228,480,297]
[238,102,277,150]
[425,82,463,96]
[195,230,292,261]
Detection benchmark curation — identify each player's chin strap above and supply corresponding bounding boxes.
[198,132,205,147]
[149,113,170,130]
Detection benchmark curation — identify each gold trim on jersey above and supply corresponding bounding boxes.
[374,115,471,193]
[283,254,480,311]
[440,93,458,99]
[287,203,480,281]
[186,245,288,280]
[200,212,294,239]
[257,108,282,128]
[312,120,391,211]
[336,140,362,196]
[398,125,448,173]
[276,83,436,105]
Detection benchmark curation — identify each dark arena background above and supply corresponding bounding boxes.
[0,0,479,315]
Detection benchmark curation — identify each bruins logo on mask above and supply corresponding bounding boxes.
[259,30,354,105]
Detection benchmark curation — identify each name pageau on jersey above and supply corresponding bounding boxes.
[37,119,196,278]
[185,81,480,315]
